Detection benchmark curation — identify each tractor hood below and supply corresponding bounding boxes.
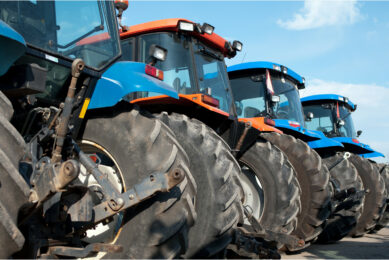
[0,20,26,76]
[88,61,178,110]
[331,137,384,158]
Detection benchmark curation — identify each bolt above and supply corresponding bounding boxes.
[172,168,183,180]
[129,194,134,200]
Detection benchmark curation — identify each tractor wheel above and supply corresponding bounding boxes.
[238,138,301,239]
[373,163,389,231]
[349,155,386,237]
[261,132,331,251]
[317,152,364,243]
[0,91,30,258]
[78,106,197,259]
[157,112,243,258]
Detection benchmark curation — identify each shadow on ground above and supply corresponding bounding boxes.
[282,227,389,259]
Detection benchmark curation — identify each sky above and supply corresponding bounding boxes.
[123,0,389,163]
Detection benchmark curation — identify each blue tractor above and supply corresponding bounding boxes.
[0,1,196,258]
[301,95,388,236]
[228,61,365,245]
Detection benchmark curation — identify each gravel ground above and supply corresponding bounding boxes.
[282,227,389,259]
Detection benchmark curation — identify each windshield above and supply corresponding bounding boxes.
[303,104,336,137]
[135,32,233,113]
[0,0,120,71]
[338,104,356,138]
[138,32,197,94]
[303,103,356,138]
[271,76,305,124]
[193,40,232,113]
[229,75,267,118]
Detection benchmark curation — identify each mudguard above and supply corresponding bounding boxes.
[331,137,384,157]
[0,21,26,76]
[274,119,344,149]
[88,61,178,110]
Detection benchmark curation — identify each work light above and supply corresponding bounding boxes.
[149,45,167,62]
[281,65,288,74]
[178,21,194,32]
[202,23,214,35]
[232,40,243,51]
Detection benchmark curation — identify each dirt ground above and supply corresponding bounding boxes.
[282,227,389,259]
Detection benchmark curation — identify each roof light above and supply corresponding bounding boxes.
[145,64,164,80]
[149,44,167,62]
[302,77,306,84]
[281,65,288,74]
[232,40,243,51]
[178,21,194,32]
[273,64,281,71]
[202,23,214,35]
[264,118,275,126]
[201,94,219,108]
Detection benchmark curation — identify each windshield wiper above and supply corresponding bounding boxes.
[198,47,223,61]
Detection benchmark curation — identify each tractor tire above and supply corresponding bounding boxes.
[349,155,386,237]
[157,112,244,258]
[238,138,301,239]
[374,163,389,231]
[79,106,197,259]
[317,152,364,243]
[261,132,331,250]
[0,91,30,258]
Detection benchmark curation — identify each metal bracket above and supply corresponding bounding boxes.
[45,243,122,258]
[243,206,304,249]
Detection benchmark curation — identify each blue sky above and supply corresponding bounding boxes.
[123,1,389,162]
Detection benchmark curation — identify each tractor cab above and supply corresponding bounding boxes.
[301,94,384,158]
[120,19,242,116]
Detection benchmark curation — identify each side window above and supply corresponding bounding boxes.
[120,39,134,61]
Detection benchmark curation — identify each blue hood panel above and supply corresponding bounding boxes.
[274,119,321,140]
[0,21,26,76]
[331,137,384,158]
[88,61,179,109]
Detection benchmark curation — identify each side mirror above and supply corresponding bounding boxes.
[115,0,129,31]
[271,95,280,103]
[148,44,168,65]
[306,112,314,121]
[337,119,345,127]
[357,130,362,137]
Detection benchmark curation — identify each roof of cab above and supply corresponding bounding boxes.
[227,61,305,86]
[120,18,230,56]
[301,94,356,111]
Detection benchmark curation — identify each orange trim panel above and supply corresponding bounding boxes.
[239,117,283,134]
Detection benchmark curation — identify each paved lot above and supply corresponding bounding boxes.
[282,227,389,259]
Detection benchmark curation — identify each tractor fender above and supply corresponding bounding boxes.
[0,21,26,77]
[307,138,344,150]
[274,119,321,141]
[88,61,178,110]
[331,137,384,157]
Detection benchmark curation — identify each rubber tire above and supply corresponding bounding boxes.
[261,132,331,250]
[317,152,364,243]
[239,138,301,236]
[0,91,30,258]
[157,112,243,258]
[349,155,386,237]
[374,163,389,231]
[81,106,197,259]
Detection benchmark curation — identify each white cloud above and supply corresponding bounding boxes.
[300,79,389,163]
[277,0,361,30]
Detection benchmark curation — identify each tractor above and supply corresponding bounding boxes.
[119,18,304,256]
[227,62,352,249]
[0,1,197,258]
[301,94,388,237]
[227,62,369,244]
